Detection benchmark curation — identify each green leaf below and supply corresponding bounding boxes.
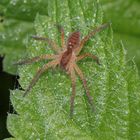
[0,18,33,74]
[114,33,140,75]
[6,0,140,139]
[0,3,34,74]
[0,0,49,74]
[0,0,48,21]
[101,0,140,73]
[125,61,140,139]
[102,0,140,35]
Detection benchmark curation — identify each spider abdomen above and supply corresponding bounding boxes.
[67,31,80,50]
[60,49,72,70]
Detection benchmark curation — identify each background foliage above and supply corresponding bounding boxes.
[0,0,140,74]
[0,0,140,139]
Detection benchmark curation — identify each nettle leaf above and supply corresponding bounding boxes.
[101,0,140,73]
[0,3,34,74]
[0,0,48,74]
[0,18,33,74]
[101,0,140,35]
[0,0,48,21]
[6,0,140,139]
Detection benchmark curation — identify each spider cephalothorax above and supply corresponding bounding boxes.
[15,23,109,117]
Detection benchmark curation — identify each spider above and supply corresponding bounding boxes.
[15,23,109,117]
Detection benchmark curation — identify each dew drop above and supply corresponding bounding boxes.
[10,0,17,6]
[15,37,18,41]
[58,82,62,86]
[23,0,27,3]
[1,34,6,39]
[22,8,26,12]
[124,110,129,115]
[76,16,80,19]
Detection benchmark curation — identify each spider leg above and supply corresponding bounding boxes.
[77,53,100,65]
[56,25,65,49]
[23,60,58,97]
[14,54,56,65]
[69,69,76,117]
[32,36,60,53]
[74,64,95,112]
[75,23,109,55]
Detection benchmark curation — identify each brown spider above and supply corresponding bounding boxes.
[15,23,109,117]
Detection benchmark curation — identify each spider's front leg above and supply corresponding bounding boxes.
[56,25,65,49]
[23,60,58,97]
[32,36,60,53]
[74,64,95,112]
[75,23,109,55]
[76,53,100,65]
[14,54,56,65]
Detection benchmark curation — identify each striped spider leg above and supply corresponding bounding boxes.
[15,23,109,116]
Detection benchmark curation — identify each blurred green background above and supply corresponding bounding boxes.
[0,0,139,139]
